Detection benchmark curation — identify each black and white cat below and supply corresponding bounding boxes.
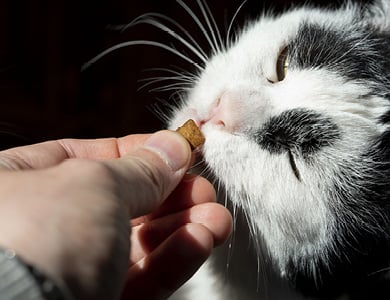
[158,0,390,299]
[81,0,389,298]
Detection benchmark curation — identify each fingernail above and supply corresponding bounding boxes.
[144,130,191,171]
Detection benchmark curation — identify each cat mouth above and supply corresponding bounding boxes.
[199,117,226,129]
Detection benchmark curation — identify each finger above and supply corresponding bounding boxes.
[151,175,217,218]
[60,134,152,159]
[130,202,233,263]
[131,175,216,226]
[1,130,192,217]
[121,224,213,300]
[103,130,192,218]
[0,134,151,170]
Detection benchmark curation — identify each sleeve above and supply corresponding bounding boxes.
[0,248,74,300]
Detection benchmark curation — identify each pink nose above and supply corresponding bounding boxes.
[200,91,240,131]
[208,98,227,127]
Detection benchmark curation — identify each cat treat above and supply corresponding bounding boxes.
[176,119,205,150]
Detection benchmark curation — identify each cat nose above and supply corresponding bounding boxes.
[207,98,226,127]
[202,91,238,131]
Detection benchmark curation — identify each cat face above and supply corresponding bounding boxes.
[168,0,390,294]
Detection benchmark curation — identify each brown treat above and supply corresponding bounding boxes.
[176,119,205,150]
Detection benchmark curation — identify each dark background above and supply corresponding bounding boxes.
[0,0,368,149]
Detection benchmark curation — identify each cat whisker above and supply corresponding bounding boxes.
[138,81,190,94]
[226,195,238,272]
[142,67,199,81]
[144,72,194,84]
[368,267,390,277]
[138,82,191,93]
[140,67,199,94]
[188,157,206,174]
[148,98,174,124]
[226,0,248,48]
[192,159,212,179]
[196,0,224,53]
[177,0,220,56]
[81,40,203,71]
[147,84,192,94]
[121,13,208,60]
[138,77,192,89]
[138,75,193,91]
[123,16,208,65]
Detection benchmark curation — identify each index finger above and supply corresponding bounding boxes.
[0,134,152,170]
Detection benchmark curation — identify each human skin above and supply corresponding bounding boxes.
[0,130,233,300]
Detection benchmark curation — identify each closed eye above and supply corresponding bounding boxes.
[288,150,301,181]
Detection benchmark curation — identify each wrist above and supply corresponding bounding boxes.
[0,248,74,300]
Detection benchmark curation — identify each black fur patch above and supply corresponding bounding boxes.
[255,109,340,158]
[289,23,390,89]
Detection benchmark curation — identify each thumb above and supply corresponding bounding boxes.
[105,130,192,218]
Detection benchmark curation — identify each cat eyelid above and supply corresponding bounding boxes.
[288,150,301,181]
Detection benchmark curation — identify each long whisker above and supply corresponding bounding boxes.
[226,199,237,271]
[155,83,192,91]
[368,267,390,276]
[141,81,192,93]
[138,77,191,92]
[188,156,206,173]
[176,0,218,55]
[142,67,199,81]
[81,40,203,71]
[139,75,193,85]
[124,17,208,64]
[139,68,196,89]
[148,96,182,125]
[227,0,248,48]
[139,78,193,89]
[121,13,209,60]
[196,0,223,53]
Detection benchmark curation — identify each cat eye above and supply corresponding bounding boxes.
[276,47,289,81]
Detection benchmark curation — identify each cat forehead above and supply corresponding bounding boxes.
[199,5,389,92]
[202,7,355,81]
[257,9,356,49]
[237,5,359,46]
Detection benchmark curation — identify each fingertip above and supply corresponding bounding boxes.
[189,203,233,247]
[212,205,234,246]
[183,223,214,255]
[182,175,217,204]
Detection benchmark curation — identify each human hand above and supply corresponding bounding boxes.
[122,173,231,300]
[0,131,232,300]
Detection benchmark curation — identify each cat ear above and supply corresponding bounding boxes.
[363,0,390,31]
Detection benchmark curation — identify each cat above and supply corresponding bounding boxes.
[160,0,390,299]
[83,0,390,299]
